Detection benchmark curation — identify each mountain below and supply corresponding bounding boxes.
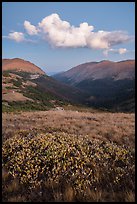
[47,71,64,76]
[2,58,45,75]
[54,60,135,84]
[53,60,135,112]
[2,58,88,112]
[2,58,135,112]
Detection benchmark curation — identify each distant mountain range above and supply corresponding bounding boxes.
[47,71,64,76]
[53,60,135,112]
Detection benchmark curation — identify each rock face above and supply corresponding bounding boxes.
[2,58,45,75]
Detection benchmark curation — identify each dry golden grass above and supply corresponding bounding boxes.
[2,110,135,147]
[64,186,75,202]
[125,191,135,202]
[2,110,135,202]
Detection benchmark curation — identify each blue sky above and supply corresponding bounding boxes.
[2,2,135,73]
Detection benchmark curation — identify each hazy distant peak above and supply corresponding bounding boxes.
[99,60,112,63]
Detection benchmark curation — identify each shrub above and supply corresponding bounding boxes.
[12,79,22,87]
[2,131,135,202]
[3,71,10,77]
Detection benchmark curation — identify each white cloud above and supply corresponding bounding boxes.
[38,13,94,48]
[3,31,37,43]
[6,32,25,42]
[103,48,128,56]
[24,20,39,35]
[37,13,133,50]
[118,48,127,54]
[86,31,110,49]
[3,13,134,53]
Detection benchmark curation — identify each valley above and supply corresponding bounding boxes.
[2,2,135,202]
[53,60,135,112]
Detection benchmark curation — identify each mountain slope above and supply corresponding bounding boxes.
[54,60,135,85]
[2,58,45,75]
[53,60,135,112]
[2,58,88,112]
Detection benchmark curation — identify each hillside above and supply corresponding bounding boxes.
[2,58,88,112]
[2,59,135,202]
[54,60,135,84]
[2,58,135,113]
[53,60,135,112]
[2,58,45,75]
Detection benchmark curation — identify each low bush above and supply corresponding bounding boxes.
[2,131,135,202]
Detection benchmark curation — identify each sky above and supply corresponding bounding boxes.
[2,2,135,74]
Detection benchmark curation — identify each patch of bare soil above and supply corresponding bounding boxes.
[2,92,33,102]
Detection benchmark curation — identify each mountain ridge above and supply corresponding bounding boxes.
[2,58,88,112]
[54,59,135,85]
[53,59,135,112]
[2,58,135,112]
[2,58,45,75]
